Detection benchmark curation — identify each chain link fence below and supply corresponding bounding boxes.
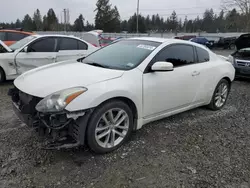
[36,31,246,39]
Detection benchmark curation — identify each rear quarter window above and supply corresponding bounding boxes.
[196,47,210,62]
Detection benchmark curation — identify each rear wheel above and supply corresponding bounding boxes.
[208,79,230,111]
[0,68,5,83]
[86,100,133,154]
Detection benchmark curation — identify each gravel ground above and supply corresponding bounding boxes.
[1,50,250,188]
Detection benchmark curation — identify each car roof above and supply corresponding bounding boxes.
[34,34,83,39]
[127,37,211,51]
[32,34,92,45]
[130,37,172,43]
[129,37,202,45]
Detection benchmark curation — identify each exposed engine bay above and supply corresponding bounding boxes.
[8,87,91,150]
[232,48,250,59]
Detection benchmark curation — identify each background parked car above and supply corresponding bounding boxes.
[82,30,115,47]
[214,36,237,50]
[190,37,214,48]
[228,33,250,78]
[0,28,35,46]
[0,35,97,82]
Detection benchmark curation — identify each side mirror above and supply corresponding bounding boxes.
[23,46,28,53]
[151,61,174,72]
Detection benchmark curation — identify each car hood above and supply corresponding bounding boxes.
[14,60,124,98]
[235,34,250,50]
[0,40,12,53]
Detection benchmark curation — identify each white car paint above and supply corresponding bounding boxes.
[14,37,235,130]
[0,35,97,81]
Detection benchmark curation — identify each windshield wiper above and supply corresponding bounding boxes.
[86,62,109,68]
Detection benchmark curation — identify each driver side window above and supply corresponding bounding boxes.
[154,44,195,67]
[28,37,57,52]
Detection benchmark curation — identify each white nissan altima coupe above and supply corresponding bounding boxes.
[9,37,235,153]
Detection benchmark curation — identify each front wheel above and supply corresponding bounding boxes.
[208,79,230,111]
[86,100,133,154]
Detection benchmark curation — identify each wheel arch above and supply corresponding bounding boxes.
[76,96,139,147]
[99,96,138,119]
[222,76,232,90]
[94,96,139,131]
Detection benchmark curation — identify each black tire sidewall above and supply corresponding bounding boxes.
[0,68,5,83]
[229,44,235,50]
[209,79,230,110]
[86,100,134,154]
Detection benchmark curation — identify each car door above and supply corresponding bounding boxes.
[192,46,213,103]
[142,44,202,118]
[15,37,57,74]
[56,37,89,62]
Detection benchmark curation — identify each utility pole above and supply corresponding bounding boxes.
[63,9,67,32]
[136,0,139,33]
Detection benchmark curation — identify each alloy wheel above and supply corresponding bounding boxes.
[95,108,129,148]
[214,82,229,108]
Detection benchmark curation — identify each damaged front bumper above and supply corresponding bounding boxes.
[234,59,250,79]
[8,87,92,150]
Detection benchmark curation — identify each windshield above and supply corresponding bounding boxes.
[9,35,37,50]
[81,40,161,70]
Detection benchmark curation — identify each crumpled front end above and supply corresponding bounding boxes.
[8,87,91,149]
[231,49,250,78]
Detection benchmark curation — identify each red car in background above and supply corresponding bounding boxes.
[82,30,114,48]
[0,28,35,46]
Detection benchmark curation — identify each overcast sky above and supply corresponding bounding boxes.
[0,0,222,24]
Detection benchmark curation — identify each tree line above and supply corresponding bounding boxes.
[0,0,249,33]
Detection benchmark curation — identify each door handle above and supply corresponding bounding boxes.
[192,71,200,76]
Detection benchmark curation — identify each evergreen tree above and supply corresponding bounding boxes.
[169,11,178,32]
[22,14,34,30]
[95,0,112,32]
[15,19,22,28]
[42,15,48,31]
[46,8,58,31]
[73,14,85,31]
[33,9,43,31]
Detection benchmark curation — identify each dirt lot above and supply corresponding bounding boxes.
[1,51,250,188]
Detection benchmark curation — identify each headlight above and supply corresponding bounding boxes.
[228,55,235,64]
[36,87,87,113]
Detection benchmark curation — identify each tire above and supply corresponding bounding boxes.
[208,79,230,111]
[86,100,133,154]
[0,67,5,83]
[229,43,235,50]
